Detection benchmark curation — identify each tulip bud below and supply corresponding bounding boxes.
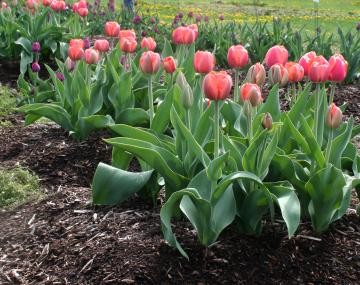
[163,56,176,74]
[176,72,193,109]
[83,37,91,49]
[240,83,262,107]
[328,54,348,82]
[265,45,288,68]
[56,72,64,81]
[246,63,266,86]
[227,45,249,69]
[139,51,161,74]
[326,103,342,129]
[194,51,215,74]
[203,71,232,101]
[31,62,40,73]
[268,64,288,86]
[31,41,41,53]
[64,57,76,71]
[262,113,273,129]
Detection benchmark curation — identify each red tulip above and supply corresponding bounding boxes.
[240,83,262,107]
[94,39,109,52]
[105,21,120,37]
[285,62,304,83]
[119,29,136,40]
[268,64,288,86]
[72,2,78,12]
[308,56,329,83]
[172,26,196,45]
[77,7,88,17]
[328,54,348,82]
[120,36,137,53]
[265,45,288,68]
[163,56,176,74]
[246,63,266,86]
[194,51,215,74]
[84,48,100,64]
[42,0,51,6]
[326,103,342,129]
[299,51,317,76]
[68,46,84,61]
[140,51,161,74]
[141,37,156,51]
[69,39,84,49]
[227,45,249,69]
[50,0,66,12]
[203,71,232,101]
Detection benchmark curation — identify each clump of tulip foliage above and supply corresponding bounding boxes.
[18,21,360,259]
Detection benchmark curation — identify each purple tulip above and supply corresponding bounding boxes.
[56,72,64,81]
[133,15,141,25]
[150,16,156,24]
[32,42,41,53]
[31,62,40,73]
[83,37,91,49]
[188,11,193,18]
[204,15,209,22]
[178,12,183,19]
[219,14,224,21]
[154,27,159,34]
[195,15,202,22]
[141,30,147,37]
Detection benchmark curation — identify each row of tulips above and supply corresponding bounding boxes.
[17,21,360,258]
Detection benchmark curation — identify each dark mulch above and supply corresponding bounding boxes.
[0,186,359,285]
[0,116,112,189]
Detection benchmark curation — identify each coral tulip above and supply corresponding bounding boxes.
[84,48,100,64]
[141,37,156,51]
[308,56,329,83]
[268,64,288,86]
[94,39,109,52]
[172,26,197,45]
[105,21,120,37]
[69,39,84,49]
[240,83,262,107]
[285,62,304,83]
[42,0,51,6]
[328,54,348,82]
[299,51,317,76]
[163,56,176,74]
[194,51,215,74]
[139,51,161,74]
[246,63,266,86]
[203,71,232,101]
[68,46,84,61]
[326,103,342,129]
[265,45,288,68]
[120,36,137,53]
[119,29,136,40]
[227,45,249,69]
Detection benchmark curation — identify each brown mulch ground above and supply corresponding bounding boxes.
[0,83,360,284]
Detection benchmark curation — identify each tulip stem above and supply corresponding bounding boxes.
[234,69,239,102]
[292,82,297,106]
[329,83,336,106]
[325,129,333,164]
[313,83,321,143]
[148,75,154,127]
[127,53,132,72]
[200,74,205,113]
[186,109,191,131]
[214,100,220,160]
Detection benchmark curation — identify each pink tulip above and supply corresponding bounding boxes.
[94,39,110,52]
[69,39,84,49]
[77,7,88,17]
[141,37,156,51]
[68,46,84,61]
[240,83,262,107]
[84,48,100,64]
[194,51,215,74]
[139,51,161,74]
[120,36,137,53]
[119,29,137,40]
[172,26,197,45]
[299,51,317,76]
[328,54,348,82]
[326,103,342,129]
[203,71,232,101]
[105,21,120,37]
[308,56,329,83]
[268,64,289,86]
[227,45,249,69]
[265,45,288,68]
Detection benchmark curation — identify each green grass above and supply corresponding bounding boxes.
[0,84,16,117]
[140,0,359,33]
[0,167,41,209]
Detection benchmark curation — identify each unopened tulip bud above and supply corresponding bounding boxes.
[64,57,76,71]
[240,83,262,107]
[31,41,41,53]
[176,72,193,109]
[268,64,288,86]
[246,63,266,86]
[56,72,64,81]
[163,56,176,74]
[262,113,273,129]
[31,62,40,73]
[326,103,342,129]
